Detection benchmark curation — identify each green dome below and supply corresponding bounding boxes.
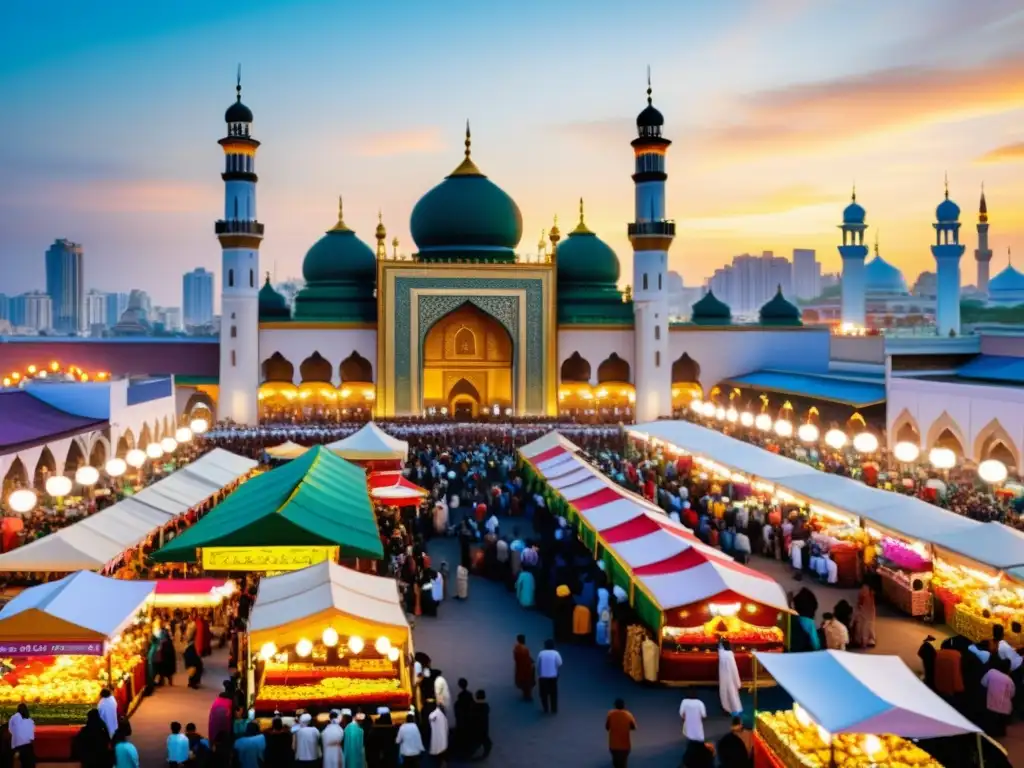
[409,129,522,262]
[258,274,290,321]
[759,286,801,325]
[301,200,376,285]
[691,290,732,325]
[557,204,620,286]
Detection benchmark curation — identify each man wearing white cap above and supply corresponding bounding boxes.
[321,710,344,768]
[293,712,321,768]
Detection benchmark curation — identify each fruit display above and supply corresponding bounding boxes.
[348,658,395,673]
[661,616,783,651]
[757,710,942,768]
[932,559,1024,643]
[0,644,144,708]
[260,676,404,700]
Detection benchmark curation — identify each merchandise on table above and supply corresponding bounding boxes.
[756,709,941,768]
[933,558,1024,644]
[878,565,932,617]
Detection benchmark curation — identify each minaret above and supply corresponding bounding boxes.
[537,230,547,262]
[548,215,561,255]
[629,70,673,422]
[838,187,868,327]
[216,68,263,425]
[975,185,992,296]
[375,211,387,260]
[932,176,965,335]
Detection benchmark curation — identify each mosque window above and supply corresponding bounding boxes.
[655,351,661,367]
[658,274,662,290]
[231,350,236,367]
[655,325,660,341]
[228,269,234,288]
[230,326,237,338]
[249,270,254,288]
[642,274,648,291]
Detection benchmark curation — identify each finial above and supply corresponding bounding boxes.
[1009,246,1013,267]
[236,64,242,101]
[329,195,351,232]
[571,198,592,235]
[449,120,482,176]
[874,229,879,256]
[944,172,949,200]
[579,197,585,224]
[264,271,271,285]
[378,209,383,224]
[646,65,652,106]
[851,183,856,202]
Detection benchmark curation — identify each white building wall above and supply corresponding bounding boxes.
[259,327,378,385]
[557,329,636,384]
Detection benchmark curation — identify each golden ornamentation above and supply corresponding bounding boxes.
[328,196,351,232]
[571,198,592,235]
[448,120,483,177]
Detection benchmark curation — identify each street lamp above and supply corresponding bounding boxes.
[106,458,127,478]
[175,427,193,443]
[7,489,37,514]
[190,418,209,435]
[853,432,879,454]
[739,412,754,428]
[145,443,164,460]
[893,442,920,464]
[75,466,100,486]
[928,447,956,470]
[797,423,819,443]
[125,449,147,469]
[754,413,772,431]
[978,459,1008,484]
[824,429,847,450]
[160,437,178,454]
[774,419,793,438]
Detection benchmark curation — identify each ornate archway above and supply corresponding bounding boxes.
[926,411,967,457]
[116,429,135,458]
[974,418,1020,471]
[138,423,153,449]
[65,439,86,474]
[340,352,373,383]
[422,302,513,416]
[299,352,333,384]
[3,458,28,496]
[448,378,483,419]
[89,437,108,468]
[34,448,56,490]
[560,352,591,384]
[262,352,295,383]
[597,353,630,384]
[891,408,921,446]
[671,353,702,412]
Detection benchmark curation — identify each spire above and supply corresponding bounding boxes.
[571,197,592,234]
[264,271,271,286]
[646,65,652,106]
[449,120,482,176]
[874,229,880,256]
[851,183,856,202]
[392,237,399,260]
[979,183,988,223]
[328,196,351,232]
[375,209,387,241]
[236,63,242,102]
[944,171,949,200]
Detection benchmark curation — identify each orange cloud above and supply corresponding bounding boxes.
[687,185,843,219]
[349,127,445,158]
[976,141,1024,164]
[42,179,218,214]
[705,54,1024,159]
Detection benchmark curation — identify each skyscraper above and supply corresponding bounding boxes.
[104,292,130,328]
[792,249,821,300]
[706,251,793,314]
[10,292,53,332]
[44,239,85,334]
[84,289,108,328]
[183,267,215,327]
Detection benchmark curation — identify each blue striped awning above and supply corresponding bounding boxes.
[722,370,886,408]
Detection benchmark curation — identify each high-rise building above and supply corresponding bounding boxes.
[84,289,108,329]
[183,267,215,327]
[792,248,821,300]
[154,306,183,332]
[44,239,85,334]
[0,294,10,324]
[10,291,53,332]
[706,251,793,314]
[104,292,130,328]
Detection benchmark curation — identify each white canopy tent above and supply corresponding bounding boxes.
[931,523,1024,570]
[519,431,581,460]
[265,441,310,460]
[325,422,409,462]
[0,571,155,642]
[630,421,985,554]
[0,449,257,572]
[754,650,979,738]
[249,560,410,647]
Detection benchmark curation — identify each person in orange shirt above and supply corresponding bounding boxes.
[605,698,637,768]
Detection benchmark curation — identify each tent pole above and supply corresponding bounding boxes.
[752,657,759,717]
[978,732,985,768]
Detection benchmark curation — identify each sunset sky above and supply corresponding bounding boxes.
[2,0,1024,306]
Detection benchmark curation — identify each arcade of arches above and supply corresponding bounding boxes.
[258,351,375,421]
[422,303,512,418]
[558,352,635,421]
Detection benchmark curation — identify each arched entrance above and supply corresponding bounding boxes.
[422,303,513,417]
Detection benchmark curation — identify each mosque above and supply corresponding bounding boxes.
[213,77,828,426]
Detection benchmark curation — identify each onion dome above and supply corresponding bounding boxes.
[225,73,253,123]
[556,199,621,285]
[410,122,523,262]
[864,255,908,295]
[989,260,1024,294]
[758,286,801,326]
[936,192,960,222]
[301,198,376,284]
[637,70,664,129]
[691,290,732,325]
[258,274,290,321]
[842,188,865,225]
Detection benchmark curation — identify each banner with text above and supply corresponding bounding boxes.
[201,546,337,572]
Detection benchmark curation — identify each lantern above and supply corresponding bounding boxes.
[190,418,209,435]
[322,627,339,647]
[387,646,400,662]
[824,429,847,450]
[259,642,277,661]
[852,432,879,454]
[45,475,73,498]
[701,402,716,418]
[774,419,793,438]
[978,459,1008,484]
[892,442,920,463]
[375,637,391,655]
[106,458,127,477]
[7,489,37,514]
[348,635,365,654]
[929,447,956,470]
[125,449,146,468]
[160,437,178,453]
[797,423,819,443]
[75,466,100,486]
[145,443,164,460]
[739,412,754,427]
[725,407,738,423]
[295,638,313,658]
[754,413,772,431]
[175,427,193,443]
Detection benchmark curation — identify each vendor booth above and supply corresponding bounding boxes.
[368,471,428,507]
[152,445,384,567]
[0,572,155,760]
[520,433,790,684]
[326,422,409,470]
[146,578,237,608]
[752,650,983,768]
[265,441,310,461]
[247,561,412,716]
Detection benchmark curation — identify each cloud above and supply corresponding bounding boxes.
[976,141,1024,164]
[695,185,843,219]
[348,127,445,158]
[704,54,1024,159]
[53,179,218,214]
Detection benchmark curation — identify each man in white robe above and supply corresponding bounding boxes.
[321,710,344,768]
[717,639,743,715]
[433,500,449,535]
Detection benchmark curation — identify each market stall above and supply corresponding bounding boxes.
[752,650,982,768]
[520,433,790,684]
[247,561,412,716]
[265,441,310,461]
[326,422,409,470]
[0,572,155,760]
[146,578,237,608]
[368,471,428,507]
[152,445,384,567]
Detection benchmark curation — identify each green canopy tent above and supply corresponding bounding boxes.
[152,445,384,563]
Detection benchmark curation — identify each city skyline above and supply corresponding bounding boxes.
[2,0,1024,306]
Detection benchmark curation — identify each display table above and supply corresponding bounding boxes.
[952,603,1024,646]
[659,647,782,684]
[879,567,932,617]
[255,689,411,715]
[831,546,861,588]
[753,731,786,768]
[931,584,962,625]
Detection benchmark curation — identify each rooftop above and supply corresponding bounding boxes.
[0,391,108,452]
[720,369,887,407]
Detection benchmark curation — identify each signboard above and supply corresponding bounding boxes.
[0,641,103,656]
[201,546,337,572]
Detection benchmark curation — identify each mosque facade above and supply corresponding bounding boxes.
[208,78,828,426]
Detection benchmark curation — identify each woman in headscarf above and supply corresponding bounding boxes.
[515,568,536,609]
[73,709,111,768]
[343,709,367,768]
[850,584,877,648]
[158,628,177,686]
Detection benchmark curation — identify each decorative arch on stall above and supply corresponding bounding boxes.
[259,353,298,418]
[559,352,597,416]
[116,429,135,458]
[3,458,28,495]
[596,353,630,384]
[64,438,87,473]
[671,353,703,411]
[89,436,109,468]
[339,351,373,384]
[891,408,922,445]
[138,423,153,449]
[183,391,216,424]
[973,418,1020,471]
[34,447,56,490]
[299,352,333,384]
[296,352,336,409]
[593,353,635,410]
[926,412,968,457]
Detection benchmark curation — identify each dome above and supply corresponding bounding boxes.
[758,286,801,325]
[989,263,1024,294]
[691,290,732,325]
[842,192,865,225]
[301,199,376,285]
[410,126,522,262]
[637,103,663,129]
[936,194,961,223]
[258,274,290,320]
[225,95,253,124]
[864,253,908,295]
[556,201,620,286]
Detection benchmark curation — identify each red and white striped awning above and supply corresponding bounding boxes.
[520,432,580,461]
[521,431,790,613]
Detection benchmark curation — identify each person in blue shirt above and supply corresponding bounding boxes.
[166,721,190,767]
[234,720,266,768]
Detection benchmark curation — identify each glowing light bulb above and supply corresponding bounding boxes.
[259,642,277,660]
[322,628,339,647]
[347,636,364,654]
[295,638,313,658]
[374,636,391,655]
